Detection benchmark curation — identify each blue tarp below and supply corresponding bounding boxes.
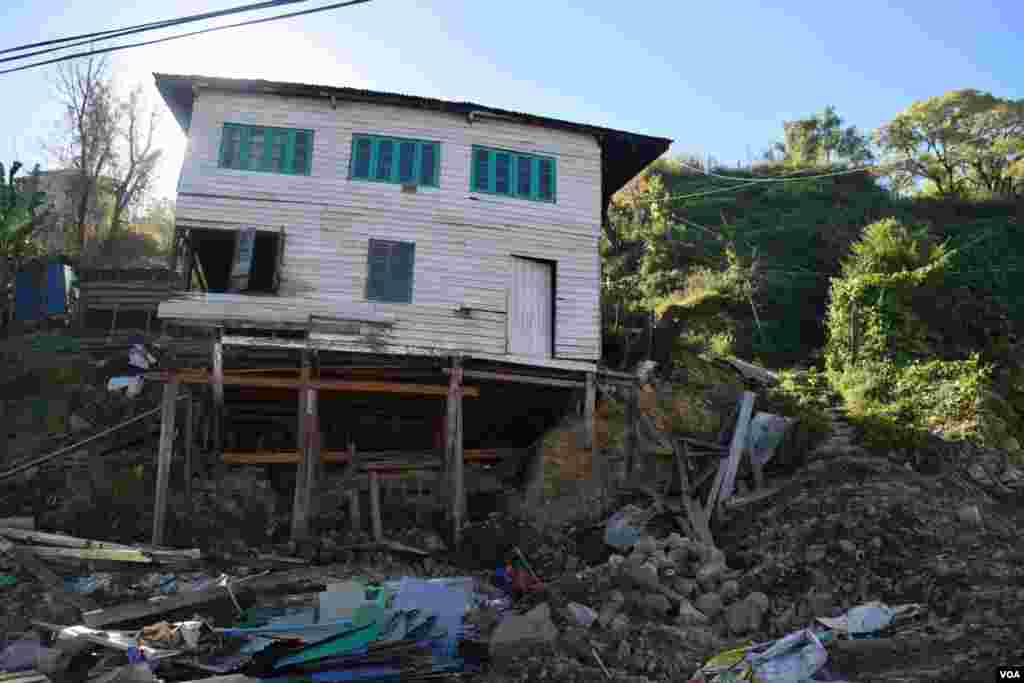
[15,260,69,322]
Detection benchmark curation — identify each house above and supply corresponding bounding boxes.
[150,73,671,544]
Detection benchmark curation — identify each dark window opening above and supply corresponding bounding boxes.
[187,228,282,294]
[366,238,415,304]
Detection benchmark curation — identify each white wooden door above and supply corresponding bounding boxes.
[510,257,553,357]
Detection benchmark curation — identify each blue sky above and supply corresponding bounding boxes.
[2,0,1022,201]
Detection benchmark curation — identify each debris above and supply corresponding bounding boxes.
[747,628,828,683]
[0,536,96,612]
[815,602,924,637]
[566,602,598,628]
[64,574,113,595]
[0,517,35,530]
[724,592,771,634]
[129,344,157,370]
[957,504,982,526]
[25,546,153,563]
[107,376,144,398]
[604,505,649,550]
[0,574,17,587]
[592,646,612,680]
[489,602,559,660]
[0,638,49,672]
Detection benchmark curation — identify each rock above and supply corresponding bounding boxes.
[666,533,685,549]
[838,539,857,555]
[695,592,724,619]
[636,536,658,556]
[566,602,598,628]
[565,555,580,572]
[489,602,559,659]
[598,602,623,629]
[668,548,689,569]
[772,605,796,633]
[639,593,672,617]
[651,550,670,568]
[610,613,630,632]
[622,559,661,592]
[720,579,740,603]
[725,593,770,634]
[672,578,697,597]
[805,545,827,563]
[608,554,626,570]
[677,600,710,626]
[957,505,983,526]
[696,561,726,590]
[805,591,833,618]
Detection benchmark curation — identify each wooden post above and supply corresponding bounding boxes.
[706,391,755,515]
[183,394,194,512]
[348,489,361,532]
[151,378,179,546]
[212,337,224,456]
[625,380,639,481]
[583,372,596,452]
[446,358,464,546]
[290,349,311,541]
[369,470,383,541]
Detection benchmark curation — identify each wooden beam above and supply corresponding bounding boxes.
[302,353,320,533]
[153,371,481,397]
[152,378,179,546]
[447,359,464,546]
[184,395,194,514]
[672,440,714,548]
[219,448,507,465]
[625,381,638,480]
[445,368,584,389]
[369,470,383,541]
[348,489,361,533]
[290,349,311,542]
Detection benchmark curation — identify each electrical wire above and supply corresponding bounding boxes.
[674,159,877,184]
[0,0,373,76]
[0,0,311,57]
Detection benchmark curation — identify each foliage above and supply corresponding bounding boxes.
[773,106,874,166]
[876,89,1024,199]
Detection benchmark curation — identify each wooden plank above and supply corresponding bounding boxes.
[218,448,507,465]
[583,372,596,452]
[0,536,97,613]
[213,338,224,456]
[446,368,584,389]
[154,371,482,398]
[718,391,756,505]
[301,357,320,535]
[369,470,383,541]
[348,489,361,532]
[291,349,311,542]
[625,381,638,479]
[0,517,34,529]
[672,440,715,548]
[447,359,464,546]
[23,546,154,563]
[151,378,179,546]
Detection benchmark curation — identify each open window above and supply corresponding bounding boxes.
[185,227,284,294]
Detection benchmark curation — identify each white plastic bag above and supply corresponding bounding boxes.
[748,629,827,683]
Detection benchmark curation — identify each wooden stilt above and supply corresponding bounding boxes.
[446,358,464,546]
[369,470,383,541]
[184,394,194,512]
[348,489,361,532]
[212,337,224,456]
[583,372,596,451]
[625,381,639,478]
[290,349,312,542]
[706,391,755,515]
[151,378,179,546]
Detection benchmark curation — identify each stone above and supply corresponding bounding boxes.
[772,606,796,633]
[565,555,580,572]
[957,505,983,526]
[720,579,740,603]
[805,545,827,564]
[598,601,623,629]
[696,561,726,590]
[636,536,658,556]
[668,548,689,569]
[666,533,685,549]
[566,602,598,628]
[651,550,670,568]
[677,600,710,626]
[672,578,697,597]
[695,592,724,619]
[489,602,559,659]
[622,559,661,592]
[639,593,672,617]
[838,539,857,555]
[608,554,626,570]
[610,613,630,632]
[725,592,771,634]
[805,591,833,618]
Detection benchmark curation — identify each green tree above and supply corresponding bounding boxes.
[875,89,1024,199]
[1,162,50,324]
[781,105,873,166]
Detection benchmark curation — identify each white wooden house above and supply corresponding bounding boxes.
[149,73,671,544]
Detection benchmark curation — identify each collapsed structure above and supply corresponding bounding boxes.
[149,73,672,545]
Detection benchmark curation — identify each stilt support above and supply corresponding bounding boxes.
[152,378,179,546]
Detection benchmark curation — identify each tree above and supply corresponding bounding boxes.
[0,162,50,324]
[780,106,873,167]
[54,56,117,254]
[142,198,176,252]
[875,89,1024,199]
[106,86,162,251]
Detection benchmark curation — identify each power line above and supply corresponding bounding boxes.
[0,0,310,57]
[675,159,876,184]
[1,0,318,66]
[0,0,372,76]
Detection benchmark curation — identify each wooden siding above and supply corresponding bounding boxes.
[166,90,602,361]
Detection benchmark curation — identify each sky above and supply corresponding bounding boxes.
[2,0,1022,202]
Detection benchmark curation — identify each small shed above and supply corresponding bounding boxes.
[14,257,73,323]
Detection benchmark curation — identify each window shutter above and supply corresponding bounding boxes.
[293,131,310,174]
[473,148,489,191]
[420,143,436,186]
[352,137,372,179]
[516,155,532,197]
[538,158,554,200]
[391,241,415,303]
[495,152,511,194]
[398,142,416,183]
[376,140,395,181]
[247,128,266,170]
[366,239,391,301]
[366,239,415,303]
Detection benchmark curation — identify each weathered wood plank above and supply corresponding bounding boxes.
[583,372,596,452]
[447,359,464,546]
[290,349,311,542]
[152,370,481,397]
[445,368,584,389]
[369,470,383,542]
[152,379,179,546]
[718,391,756,505]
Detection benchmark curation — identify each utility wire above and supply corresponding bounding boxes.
[0,0,310,57]
[0,0,372,76]
[675,159,877,184]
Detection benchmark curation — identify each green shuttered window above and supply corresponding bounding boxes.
[470,146,556,202]
[366,239,416,304]
[219,123,313,175]
[350,134,441,187]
